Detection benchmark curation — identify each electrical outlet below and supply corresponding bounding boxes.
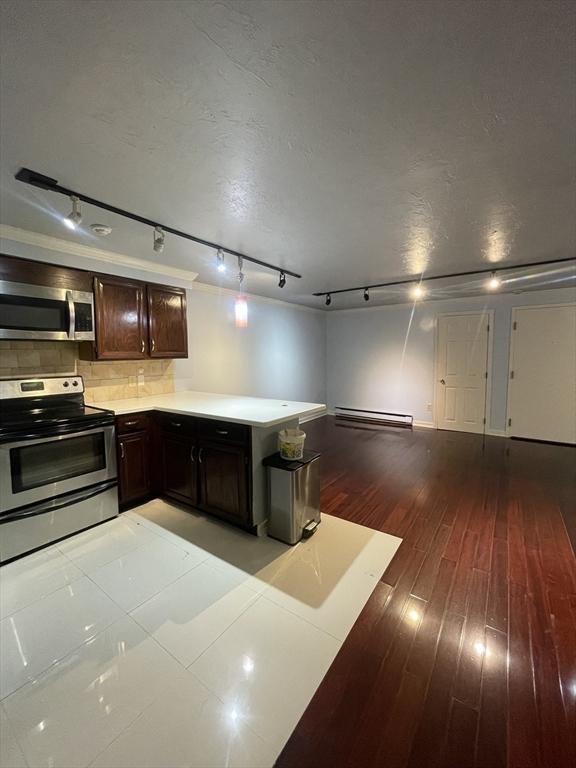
[425,403,433,412]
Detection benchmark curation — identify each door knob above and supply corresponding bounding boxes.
[440,379,446,385]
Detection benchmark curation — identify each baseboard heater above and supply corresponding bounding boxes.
[334,407,413,429]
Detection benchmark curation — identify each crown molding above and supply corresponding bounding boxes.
[0,225,198,284]
[0,224,323,313]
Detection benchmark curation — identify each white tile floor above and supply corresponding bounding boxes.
[0,500,401,768]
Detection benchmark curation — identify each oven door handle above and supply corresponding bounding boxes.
[0,419,115,444]
[66,290,76,339]
[0,480,117,524]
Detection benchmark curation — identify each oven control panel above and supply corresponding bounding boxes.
[0,376,84,399]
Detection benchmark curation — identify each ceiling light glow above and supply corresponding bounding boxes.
[411,284,425,300]
[216,248,226,273]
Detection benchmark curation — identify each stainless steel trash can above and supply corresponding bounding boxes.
[263,450,321,545]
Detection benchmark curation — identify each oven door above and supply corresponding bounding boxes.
[0,425,117,513]
[0,281,95,341]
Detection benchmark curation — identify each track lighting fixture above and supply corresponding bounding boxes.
[63,196,82,230]
[487,271,501,290]
[278,271,286,289]
[153,226,165,253]
[311,256,574,304]
[216,248,226,273]
[325,293,332,306]
[363,288,370,302]
[16,168,301,283]
[237,256,245,286]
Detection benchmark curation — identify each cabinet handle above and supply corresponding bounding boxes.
[216,429,229,435]
[141,339,145,354]
[190,446,195,462]
[171,421,182,428]
[198,448,204,464]
[120,442,125,460]
[124,420,138,427]
[151,338,155,352]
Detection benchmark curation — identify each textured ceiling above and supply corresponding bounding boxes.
[1,0,575,308]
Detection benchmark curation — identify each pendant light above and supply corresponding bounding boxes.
[235,256,248,328]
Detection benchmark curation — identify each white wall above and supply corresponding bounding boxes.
[173,286,326,403]
[326,288,576,433]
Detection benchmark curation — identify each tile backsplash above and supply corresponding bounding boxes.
[77,359,174,403]
[0,341,174,403]
[0,341,77,378]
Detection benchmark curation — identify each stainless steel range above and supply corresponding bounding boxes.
[0,376,117,563]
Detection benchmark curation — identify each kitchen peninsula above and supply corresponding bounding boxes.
[99,390,326,533]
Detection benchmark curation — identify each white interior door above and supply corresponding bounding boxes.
[436,313,489,434]
[507,305,576,444]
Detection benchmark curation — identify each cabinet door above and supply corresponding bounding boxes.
[118,432,151,506]
[94,276,148,359]
[198,443,249,524]
[147,285,188,358]
[160,433,196,505]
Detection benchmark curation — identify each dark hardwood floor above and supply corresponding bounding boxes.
[275,417,576,768]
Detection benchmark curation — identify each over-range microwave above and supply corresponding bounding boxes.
[0,280,95,341]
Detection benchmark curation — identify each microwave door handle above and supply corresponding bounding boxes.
[66,290,76,339]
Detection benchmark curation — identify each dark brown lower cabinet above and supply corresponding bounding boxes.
[116,412,252,527]
[118,431,152,507]
[160,432,197,505]
[198,443,249,525]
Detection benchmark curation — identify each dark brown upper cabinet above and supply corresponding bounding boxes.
[81,276,188,361]
[93,276,148,359]
[147,284,188,358]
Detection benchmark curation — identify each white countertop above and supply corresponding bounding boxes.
[96,390,326,428]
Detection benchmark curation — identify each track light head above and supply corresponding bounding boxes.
[63,196,82,230]
[325,293,332,306]
[487,272,501,290]
[278,271,286,289]
[411,284,425,300]
[216,248,226,273]
[153,226,165,253]
[363,288,369,302]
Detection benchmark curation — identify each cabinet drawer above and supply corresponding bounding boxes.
[156,412,197,436]
[117,412,149,434]
[198,419,250,446]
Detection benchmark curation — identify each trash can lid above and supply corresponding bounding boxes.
[263,449,321,471]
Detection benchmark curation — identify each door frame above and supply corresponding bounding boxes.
[433,310,495,432]
[505,303,576,438]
